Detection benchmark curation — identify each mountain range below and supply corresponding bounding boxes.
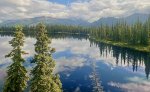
[0,13,149,27]
[92,13,149,26]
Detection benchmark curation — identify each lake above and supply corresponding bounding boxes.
[0,34,150,92]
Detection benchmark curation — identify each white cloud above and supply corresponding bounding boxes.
[108,77,150,92]
[0,0,68,21]
[69,0,150,22]
[0,0,149,22]
[54,57,86,73]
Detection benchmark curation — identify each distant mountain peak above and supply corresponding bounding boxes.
[92,13,149,26]
[0,13,149,27]
[0,16,90,27]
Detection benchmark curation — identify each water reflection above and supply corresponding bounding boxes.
[90,38,150,79]
[0,33,150,92]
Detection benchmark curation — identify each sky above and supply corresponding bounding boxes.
[0,0,150,22]
[49,0,74,5]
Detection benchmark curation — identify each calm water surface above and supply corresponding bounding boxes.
[0,35,150,92]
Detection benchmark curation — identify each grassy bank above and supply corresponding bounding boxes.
[90,37,150,53]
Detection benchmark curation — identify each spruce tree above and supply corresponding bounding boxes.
[3,25,28,92]
[30,23,62,92]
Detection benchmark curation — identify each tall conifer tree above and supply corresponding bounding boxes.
[30,23,62,92]
[3,25,28,92]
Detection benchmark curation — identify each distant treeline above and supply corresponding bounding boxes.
[0,17,150,46]
[0,25,89,35]
[90,18,150,46]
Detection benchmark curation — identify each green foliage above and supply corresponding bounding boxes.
[30,23,62,92]
[90,18,150,46]
[1,16,150,50]
[3,25,28,92]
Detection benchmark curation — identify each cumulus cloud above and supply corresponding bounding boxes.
[54,57,86,73]
[0,0,68,21]
[108,77,150,92]
[0,0,149,22]
[68,0,150,22]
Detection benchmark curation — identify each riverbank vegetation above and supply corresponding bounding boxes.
[90,18,150,52]
[0,17,150,52]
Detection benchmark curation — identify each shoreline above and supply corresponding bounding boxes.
[90,37,150,53]
[1,31,150,53]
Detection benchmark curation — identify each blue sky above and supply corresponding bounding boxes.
[49,0,89,5]
[49,0,74,5]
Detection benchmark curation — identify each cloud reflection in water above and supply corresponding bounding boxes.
[0,36,149,92]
